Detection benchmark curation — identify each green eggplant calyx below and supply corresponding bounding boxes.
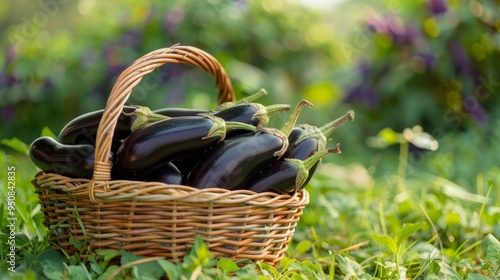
[320,110,355,137]
[247,102,267,128]
[260,127,289,158]
[128,106,171,132]
[280,99,313,138]
[263,103,291,124]
[238,88,268,104]
[214,101,236,111]
[225,121,257,133]
[215,88,268,111]
[199,113,228,142]
[284,158,309,192]
[295,124,328,151]
[286,143,341,191]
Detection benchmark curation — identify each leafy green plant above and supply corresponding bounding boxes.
[371,222,425,279]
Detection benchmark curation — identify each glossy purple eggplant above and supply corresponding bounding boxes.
[246,145,341,194]
[116,114,255,178]
[145,162,184,185]
[30,136,114,178]
[58,106,138,149]
[187,100,312,190]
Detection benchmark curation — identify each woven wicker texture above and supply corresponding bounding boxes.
[32,45,309,267]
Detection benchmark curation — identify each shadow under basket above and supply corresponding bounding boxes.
[31,45,310,267]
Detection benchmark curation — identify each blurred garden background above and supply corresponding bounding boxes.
[1,0,500,279]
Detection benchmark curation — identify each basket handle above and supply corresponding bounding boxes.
[91,45,235,185]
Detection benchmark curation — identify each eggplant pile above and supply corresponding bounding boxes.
[30,90,354,194]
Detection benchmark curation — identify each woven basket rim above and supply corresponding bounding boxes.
[34,172,310,207]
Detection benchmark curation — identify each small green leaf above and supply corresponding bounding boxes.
[1,138,30,155]
[295,240,312,255]
[41,126,58,139]
[119,249,142,264]
[96,265,119,280]
[66,264,92,279]
[119,250,164,280]
[336,254,364,277]
[42,260,65,280]
[95,249,120,266]
[69,237,85,250]
[371,234,398,255]
[38,249,67,271]
[484,234,500,262]
[156,259,179,280]
[395,223,425,248]
[218,258,240,273]
[90,261,102,275]
[257,262,280,279]
[467,273,492,280]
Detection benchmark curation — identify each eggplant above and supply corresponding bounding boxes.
[58,106,138,147]
[286,110,355,159]
[187,100,313,190]
[58,105,171,153]
[30,136,114,178]
[116,114,256,179]
[153,108,211,117]
[214,102,290,130]
[145,162,184,185]
[246,145,341,193]
[213,88,269,111]
[150,88,269,118]
[284,110,354,185]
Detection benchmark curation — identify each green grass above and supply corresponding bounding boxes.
[1,136,499,280]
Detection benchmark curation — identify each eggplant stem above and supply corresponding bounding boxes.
[285,143,341,191]
[200,113,256,142]
[129,106,170,132]
[280,99,313,138]
[319,110,355,137]
[295,124,327,152]
[237,88,268,104]
[215,88,268,111]
[264,104,291,118]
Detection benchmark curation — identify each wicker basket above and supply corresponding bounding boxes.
[32,45,309,267]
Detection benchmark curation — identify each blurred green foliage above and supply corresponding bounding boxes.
[1,0,499,188]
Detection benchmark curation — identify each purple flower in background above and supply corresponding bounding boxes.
[449,40,474,78]
[344,84,379,109]
[164,8,185,32]
[8,74,21,87]
[416,52,437,70]
[120,30,143,49]
[0,69,5,92]
[1,104,14,126]
[6,45,18,65]
[357,60,372,79]
[365,12,422,46]
[102,43,127,80]
[464,95,488,126]
[428,0,448,15]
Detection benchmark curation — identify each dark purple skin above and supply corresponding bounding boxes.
[213,104,261,137]
[145,162,184,185]
[213,104,259,126]
[285,127,320,185]
[58,106,138,152]
[287,127,305,147]
[245,160,299,193]
[30,136,114,178]
[116,116,222,179]
[187,131,285,190]
[153,107,211,117]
